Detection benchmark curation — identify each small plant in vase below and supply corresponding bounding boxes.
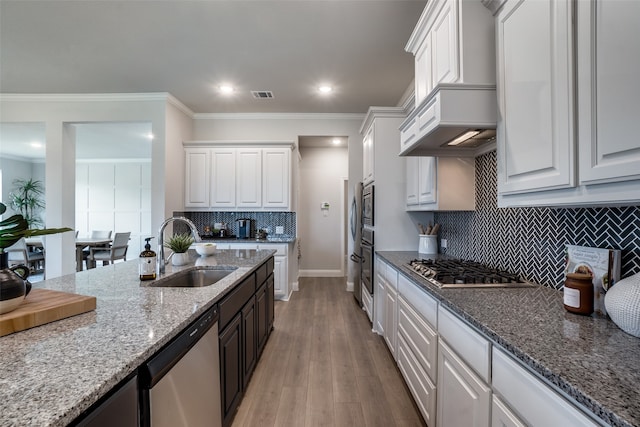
[164,233,194,266]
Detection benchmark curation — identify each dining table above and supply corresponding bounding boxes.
[25,237,113,272]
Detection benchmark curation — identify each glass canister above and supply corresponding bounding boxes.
[563,272,594,315]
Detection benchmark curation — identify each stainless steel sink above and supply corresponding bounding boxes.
[151,268,237,287]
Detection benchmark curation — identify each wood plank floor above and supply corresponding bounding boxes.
[231,277,426,427]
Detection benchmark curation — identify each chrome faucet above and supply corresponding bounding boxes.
[157,216,202,274]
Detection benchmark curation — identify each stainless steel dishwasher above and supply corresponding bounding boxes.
[140,305,221,427]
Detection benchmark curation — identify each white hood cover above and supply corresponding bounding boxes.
[399,83,497,157]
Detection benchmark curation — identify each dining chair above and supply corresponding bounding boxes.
[87,232,131,269]
[6,237,45,273]
[82,230,113,268]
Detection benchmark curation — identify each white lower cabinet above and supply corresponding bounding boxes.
[437,339,491,427]
[398,333,437,427]
[491,395,525,427]
[492,348,599,427]
[374,264,386,336]
[224,242,291,301]
[384,281,397,359]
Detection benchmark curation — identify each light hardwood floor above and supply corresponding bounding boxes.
[231,277,426,427]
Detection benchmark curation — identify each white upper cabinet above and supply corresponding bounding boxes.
[236,148,262,208]
[496,0,574,195]
[184,142,293,211]
[577,0,640,186]
[406,156,475,211]
[210,148,236,208]
[363,125,374,184]
[408,0,495,107]
[496,0,640,207]
[184,148,211,208]
[262,148,290,209]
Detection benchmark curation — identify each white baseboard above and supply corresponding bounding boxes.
[346,281,354,292]
[299,269,344,277]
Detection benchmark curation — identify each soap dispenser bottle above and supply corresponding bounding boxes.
[139,237,157,281]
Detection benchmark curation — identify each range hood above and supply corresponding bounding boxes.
[399,83,497,158]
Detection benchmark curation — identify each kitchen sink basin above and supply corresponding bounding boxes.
[151,268,237,287]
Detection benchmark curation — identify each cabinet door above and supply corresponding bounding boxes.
[273,255,287,299]
[256,282,268,355]
[185,149,210,208]
[406,157,419,207]
[384,283,398,359]
[374,268,386,336]
[211,148,236,208]
[242,297,257,389]
[492,396,526,427]
[219,313,242,427]
[431,0,458,85]
[418,157,437,204]
[363,125,374,184]
[397,334,437,427]
[415,33,433,106]
[266,273,275,331]
[236,148,262,208]
[577,0,640,185]
[262,148,290,209]
[437,339,491,427]
[496,0,575,195]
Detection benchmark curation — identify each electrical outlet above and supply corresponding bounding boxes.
[275,226,284,234]
[441,239,447,249]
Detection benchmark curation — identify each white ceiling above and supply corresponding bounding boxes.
[0,0,426,114]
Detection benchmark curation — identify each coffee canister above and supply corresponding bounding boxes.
[563,272,594,315]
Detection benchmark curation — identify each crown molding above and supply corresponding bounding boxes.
[193,112,365,121]
[0,92,175,102]
[359,106,406,134]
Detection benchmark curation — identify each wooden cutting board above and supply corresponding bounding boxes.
[0,289,96,337]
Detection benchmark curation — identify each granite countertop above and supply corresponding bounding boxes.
[200,236,296,243]
[0,248,275,427]
[377,251,640,427]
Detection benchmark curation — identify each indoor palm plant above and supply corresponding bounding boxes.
[9,178,46,229]
[164,232,194,266]
[0,202,72,269]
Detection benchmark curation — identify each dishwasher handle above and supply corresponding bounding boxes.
[139,305,218,389]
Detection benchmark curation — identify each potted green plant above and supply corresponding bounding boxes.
[164,232,194,266]
[0,202,72,269]
[9,178,46,229]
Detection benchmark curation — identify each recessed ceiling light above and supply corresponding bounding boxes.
[30,141,43,148]
[219,85,234,94]
[318,85,333,94]
[146,133,155,140]
[332,138,341,145]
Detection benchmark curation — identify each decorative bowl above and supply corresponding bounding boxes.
[195,243,217,257]
[605,272,640,338]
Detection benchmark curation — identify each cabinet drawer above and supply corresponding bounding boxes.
[398,274,438,329]
[398,334,437,427]
[437,305,490,382]
[219,274,256,330]
[385,264,398,290]
[492,396,526,427]
[493,348,599,427]
[256,243,287,256]
[255,262,268,287]
[398,295,437,381]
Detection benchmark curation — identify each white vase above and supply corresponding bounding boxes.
[171,252,189,266]
[604,272,640,338]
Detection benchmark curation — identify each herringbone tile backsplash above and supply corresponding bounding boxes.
[435,151,640,289]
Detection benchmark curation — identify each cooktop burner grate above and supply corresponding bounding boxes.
[406,258,535,288]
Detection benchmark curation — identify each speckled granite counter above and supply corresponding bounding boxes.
[200,236,296,243]
[0,249,274,427]
[378,251,640,427]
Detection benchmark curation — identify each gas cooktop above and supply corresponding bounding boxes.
[406,258,536,289]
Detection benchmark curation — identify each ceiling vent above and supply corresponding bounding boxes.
[251,91,274,99]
